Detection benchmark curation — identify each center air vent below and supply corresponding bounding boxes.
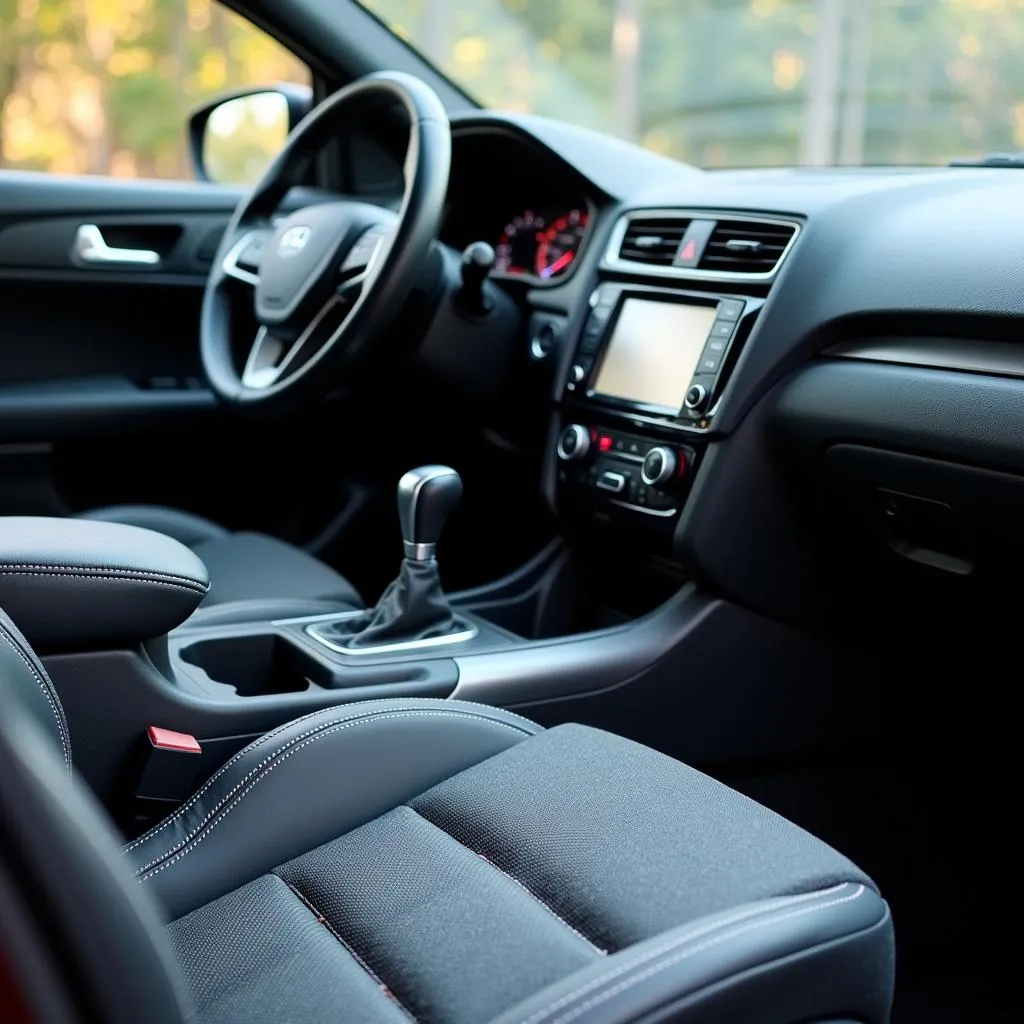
[617,217,691,266]
[697,219,797,275]
[607,210,800,280]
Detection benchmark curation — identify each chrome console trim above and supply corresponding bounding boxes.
[305,620,479,656]
[827,337,1024,378]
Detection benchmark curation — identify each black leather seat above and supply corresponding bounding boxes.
[0,607,894,1024]
[77,504,363,613]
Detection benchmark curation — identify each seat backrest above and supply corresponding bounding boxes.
[0,609,188,1024]
[0,609,72,773]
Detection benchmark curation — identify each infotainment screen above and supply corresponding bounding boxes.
[592,299,718,411]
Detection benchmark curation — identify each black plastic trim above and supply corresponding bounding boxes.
[0,377,215,442]
[771,359,1024,475]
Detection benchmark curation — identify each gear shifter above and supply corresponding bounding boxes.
[314,466,466,652]
[398,466,463,561]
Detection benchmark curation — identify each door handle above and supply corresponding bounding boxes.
[73,224,161,266]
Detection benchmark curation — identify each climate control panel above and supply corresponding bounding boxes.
[556,423,696,520]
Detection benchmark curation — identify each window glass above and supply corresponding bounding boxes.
[358,0,1024,169]
[0,0,309,178]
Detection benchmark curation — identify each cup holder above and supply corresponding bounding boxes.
[178,634,320,696]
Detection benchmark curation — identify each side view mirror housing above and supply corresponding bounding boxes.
[188,83,313,185]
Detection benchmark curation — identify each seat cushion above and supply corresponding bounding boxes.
[191,532,362,608]
[78,505,229,548]
[79,505,363,610]
[163,720,893,1024]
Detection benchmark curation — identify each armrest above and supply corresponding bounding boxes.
[0,517,209,652]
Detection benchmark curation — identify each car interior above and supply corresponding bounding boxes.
[0,1,1016,1022]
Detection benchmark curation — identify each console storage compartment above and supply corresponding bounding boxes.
[178,634,315,696]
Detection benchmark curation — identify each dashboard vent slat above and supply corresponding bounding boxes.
[617,217,691,267]
[697,219,797,275]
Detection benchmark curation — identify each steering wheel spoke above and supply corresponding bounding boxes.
[241,297,347,390]
[222,227,274,287]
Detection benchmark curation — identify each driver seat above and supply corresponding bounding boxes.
[77,504,364,617]
[0,603,895,1024]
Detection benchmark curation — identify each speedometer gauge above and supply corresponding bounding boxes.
[495,210,545,276]
[536,208,589,279]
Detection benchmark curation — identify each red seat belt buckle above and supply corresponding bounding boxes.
[147,726,202,754]
[137,727,203,802]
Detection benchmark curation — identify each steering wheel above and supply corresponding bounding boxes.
[200,71,450,409]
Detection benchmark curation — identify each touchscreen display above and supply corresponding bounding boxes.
[592,299,718,411]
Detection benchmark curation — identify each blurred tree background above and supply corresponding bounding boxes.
[365,0,1024,168]
[2,0,1024,179]
[0,0,307,177]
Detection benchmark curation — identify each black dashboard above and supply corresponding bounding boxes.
[435,110,1024,637]
[440,127,599,287]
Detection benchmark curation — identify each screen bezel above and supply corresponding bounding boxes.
[586,291,722,417]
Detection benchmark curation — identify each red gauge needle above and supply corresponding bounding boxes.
[543,251,575,277]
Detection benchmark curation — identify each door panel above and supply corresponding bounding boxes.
[0,172,338,540]
[0,173,241,440]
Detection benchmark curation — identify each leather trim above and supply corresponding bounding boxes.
[0,566,207,595]
[185,596,361,629]
[0,611,71,772]
[0,693,189,1024]
[124,698,542,920]
[191,532,364,609]
[0,517,209,651]
[77,505,229,548]
[491,884,892,1024]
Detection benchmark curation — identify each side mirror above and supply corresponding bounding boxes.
[188,83,313,185]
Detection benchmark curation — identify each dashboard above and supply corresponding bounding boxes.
[434,110,1024,635]
[440,126,598,287]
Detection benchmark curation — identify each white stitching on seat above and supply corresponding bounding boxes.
[519,884,867,1024]
[122,699,539,854]
[515,884,853,1024]
[0,565,208,589]
[133,710,533,880]
[0,625,71,768]
[0,568,208,594]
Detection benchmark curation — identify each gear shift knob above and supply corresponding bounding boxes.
[397,466,462,561]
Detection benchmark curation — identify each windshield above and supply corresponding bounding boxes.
[359,0,1024,169]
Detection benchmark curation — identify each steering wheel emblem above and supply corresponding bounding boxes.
[277,226,312,256]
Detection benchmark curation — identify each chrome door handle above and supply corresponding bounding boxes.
[73,224,160,266]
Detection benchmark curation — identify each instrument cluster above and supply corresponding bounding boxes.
[492,206,590,283]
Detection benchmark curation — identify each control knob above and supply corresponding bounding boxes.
[641,446,680,488]
[684,383,710,413]
[556,424,591,462]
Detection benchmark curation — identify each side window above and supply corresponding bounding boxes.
[0,0,308,180]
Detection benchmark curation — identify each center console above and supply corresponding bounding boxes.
[29,209,794,822]
[553,282,764,543]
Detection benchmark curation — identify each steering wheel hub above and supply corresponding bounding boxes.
[200,71,451,409]
[256,204,370,336]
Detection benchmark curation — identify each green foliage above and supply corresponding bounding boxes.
[4,0,1024,176]
[0,0,307,177]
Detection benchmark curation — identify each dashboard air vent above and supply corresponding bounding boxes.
[698,219,797,275]
[617,217,692,266]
